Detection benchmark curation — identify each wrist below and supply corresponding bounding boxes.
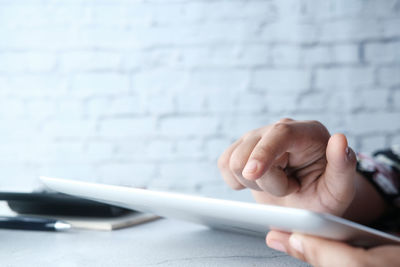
[343,172,387,224]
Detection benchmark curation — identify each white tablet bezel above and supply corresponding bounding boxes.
[40,176,400,247]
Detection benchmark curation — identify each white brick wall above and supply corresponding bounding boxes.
[0,0,399,197]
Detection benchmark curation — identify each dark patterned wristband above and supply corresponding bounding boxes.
[356,152,400,208]
[356,149,400,234]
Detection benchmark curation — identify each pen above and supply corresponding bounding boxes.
[0,216,71,232]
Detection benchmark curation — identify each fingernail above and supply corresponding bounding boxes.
[243,160,258,175]
[289,235,304,254]
[345,147,353,161]
[268,241,287,253]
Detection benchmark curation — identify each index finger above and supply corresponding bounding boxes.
[242,120,329,180]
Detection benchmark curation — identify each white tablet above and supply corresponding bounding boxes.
[40,176,400,247]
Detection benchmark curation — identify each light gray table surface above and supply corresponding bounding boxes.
[0,217,309,267]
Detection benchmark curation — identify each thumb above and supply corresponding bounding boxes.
[320,133,357,215]
[288,233,367,267]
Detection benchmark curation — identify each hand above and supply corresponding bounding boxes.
[218,119,386,223]
[266,230,400,267]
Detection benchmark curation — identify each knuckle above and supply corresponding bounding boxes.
[310,120,323,128]
[242,129,258,140]
[229,157,245,175]
[310,120,330,138]
[278,117,294,123]
[271,122,292,136]
[252,145,270,161]
[309,120,329,133]
[217,156,229,170]
[310,119,321,125]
